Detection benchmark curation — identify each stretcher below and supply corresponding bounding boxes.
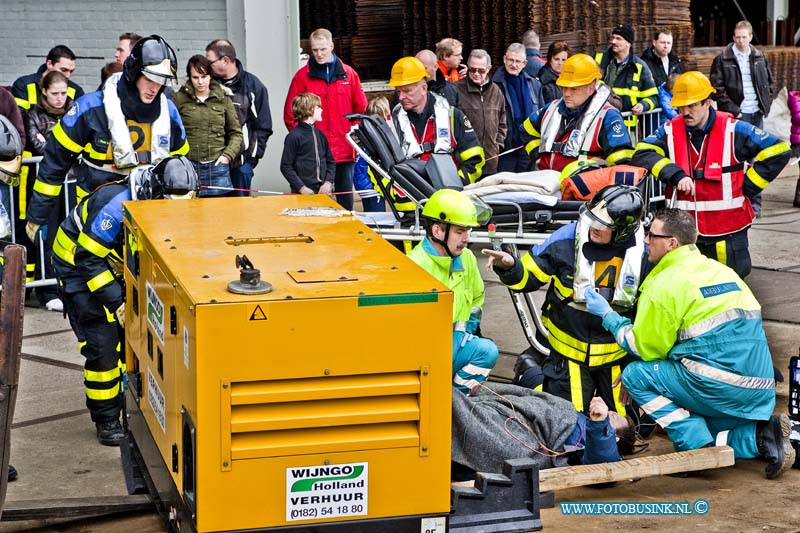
[345,113,663,357]
[346,113,587,247]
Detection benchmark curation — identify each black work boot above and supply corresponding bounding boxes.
[513,353,544,389]
[7,464,17,482]
[96,419,124,447]
[756,413,795,479]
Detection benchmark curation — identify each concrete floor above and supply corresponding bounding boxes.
[1,167,799,532]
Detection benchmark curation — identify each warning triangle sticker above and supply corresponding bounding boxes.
[249,305,267,321]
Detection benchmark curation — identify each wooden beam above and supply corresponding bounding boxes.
[1,495,153,521]
[538,445,735,492]
[0,244,26,519]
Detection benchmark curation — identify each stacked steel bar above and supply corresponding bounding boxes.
[764,47,800,92]
[298,0,799,89]
[350,0,405,79]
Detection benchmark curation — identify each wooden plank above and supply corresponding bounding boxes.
[1,495,154,521]
[539,445,735,492]
[0,243,27,520]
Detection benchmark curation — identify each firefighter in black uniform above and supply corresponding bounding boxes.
[25,35,189,244]
[52,156,198,445]
[483,185,649,415]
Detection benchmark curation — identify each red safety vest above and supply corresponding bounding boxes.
[404,114,457,164]
[664,112,753,236]
[537,103,611,172]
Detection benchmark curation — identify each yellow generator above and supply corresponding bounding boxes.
[120,195,454,532]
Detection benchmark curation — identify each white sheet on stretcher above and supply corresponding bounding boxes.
[463,169,560,194]
[462,169,561,206]
[355,211,402,227]
[474,190,559,206]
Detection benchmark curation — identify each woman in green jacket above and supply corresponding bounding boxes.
[173,55,242,197]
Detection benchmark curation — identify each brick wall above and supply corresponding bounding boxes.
[0,0,228,91]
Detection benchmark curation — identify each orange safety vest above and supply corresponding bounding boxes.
[664,112,753,236]
[561,165,647,201]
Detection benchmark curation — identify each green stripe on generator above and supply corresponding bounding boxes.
[358,293,439,307]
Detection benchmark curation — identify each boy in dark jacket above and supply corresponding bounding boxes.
[280,93,335,195]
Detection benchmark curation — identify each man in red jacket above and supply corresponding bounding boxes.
[283,28,367,210]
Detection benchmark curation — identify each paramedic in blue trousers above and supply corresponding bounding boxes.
[408,189,498,394]
[584,208,795,479]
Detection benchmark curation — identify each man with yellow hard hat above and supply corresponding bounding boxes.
[388,56,485,185]
[632,71,791,278]
[521,53,634,178]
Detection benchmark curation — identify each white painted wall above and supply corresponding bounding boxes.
[241,0,300,192]
[0,0,229,91]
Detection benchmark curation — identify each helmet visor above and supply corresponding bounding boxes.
[165,189,198,200]
[472,196,493,226]
[0,155,21,177]
[579,210,614,234]
[579,202,613,228]
[142,59,177,87]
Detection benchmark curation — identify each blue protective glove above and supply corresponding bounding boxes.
[584,288,612,318]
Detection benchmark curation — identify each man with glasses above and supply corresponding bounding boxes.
[455,49,506,175]
[435,37,466,82]
[584,208,794,480]
[492,42,544,172]
[206,39,273,197]
[632,71,790,278]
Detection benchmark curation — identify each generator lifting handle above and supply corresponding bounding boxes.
[235,254,254,271]
[227,255,272,295]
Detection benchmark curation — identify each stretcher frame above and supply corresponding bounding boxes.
[346,116,664,358]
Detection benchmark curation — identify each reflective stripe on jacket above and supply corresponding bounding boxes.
[496,223,646,367]
[665,111,753,236]
[522,94,634,172]
[26,90,188,225]
[52,182,128,312]
[391,94,485,184]
[602,244,775,420]
[408,237,485,325]
[595,51,658,127]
